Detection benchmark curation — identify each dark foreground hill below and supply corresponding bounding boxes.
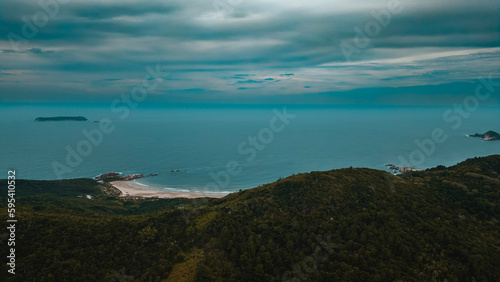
[1,155,500,281]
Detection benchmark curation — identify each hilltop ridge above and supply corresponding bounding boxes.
[1,155,499,281]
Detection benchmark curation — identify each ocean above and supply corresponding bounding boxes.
[1,104,499,194]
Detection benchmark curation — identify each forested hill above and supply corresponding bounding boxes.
[1,155,499,281]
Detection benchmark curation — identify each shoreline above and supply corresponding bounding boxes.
[110,180,228,199]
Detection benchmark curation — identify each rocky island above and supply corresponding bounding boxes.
[467,130,500,141]
[35,116,88,122]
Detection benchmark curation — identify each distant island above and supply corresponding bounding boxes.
[34,116,88,122]
[467,130,500,141]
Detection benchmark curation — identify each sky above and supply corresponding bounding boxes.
[0,0,499,106]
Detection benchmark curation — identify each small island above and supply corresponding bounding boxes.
[467,130,500,141]
[34,116,88,122]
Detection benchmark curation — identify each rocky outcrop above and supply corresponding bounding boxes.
[385,164,416,174]
[95,172,145,181]
[468,130,500,141]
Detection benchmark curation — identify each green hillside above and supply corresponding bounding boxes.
[1,155,499,281]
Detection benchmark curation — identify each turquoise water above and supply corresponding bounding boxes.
[1,104,499,193]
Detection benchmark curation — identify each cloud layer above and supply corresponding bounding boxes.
[0,0,499,105]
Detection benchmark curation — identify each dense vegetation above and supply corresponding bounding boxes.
[1,155,499,281]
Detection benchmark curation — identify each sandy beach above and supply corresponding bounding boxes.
[111,181,228,199]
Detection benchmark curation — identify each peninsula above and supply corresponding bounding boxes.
[95,172,145,181]
[34,116,88,122]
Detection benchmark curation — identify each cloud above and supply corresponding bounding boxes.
[1,47,53,54]
[237,79,264,84]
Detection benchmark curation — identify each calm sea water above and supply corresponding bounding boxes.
[1,104,498,193]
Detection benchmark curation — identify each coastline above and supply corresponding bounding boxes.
[110,180,228,199]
